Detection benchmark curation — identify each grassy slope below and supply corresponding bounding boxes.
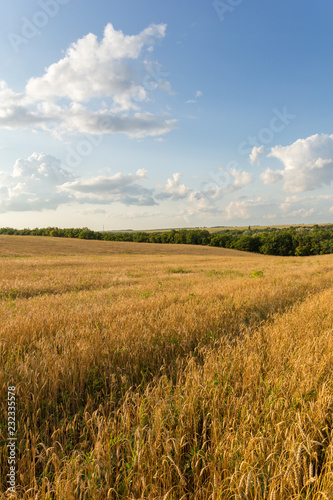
[0,234,253,257]
[0,237,333,499]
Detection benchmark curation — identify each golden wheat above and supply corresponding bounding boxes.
[0,236,333,499]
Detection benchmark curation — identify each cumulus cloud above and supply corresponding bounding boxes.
[261,134,333,193]
[225,197,269,220]
[278,193,333,220]
[156,173,192,200]
[0,24,176,138]
[26,23,167,105]
[176,191,225,226]
[0,153,74,212]
[260,168,284,185]
[178,200,223,224]
[170,167,253,224]
[177,167,254,219]
[60,169,157,206]
[226,201,251,220]
[249,145,265,166]
[277,193,333,220]
[229,168,253,189]
[0,154,158,212]
[279,195,303,211]
[202,168,253,194]
[188,185,222,203]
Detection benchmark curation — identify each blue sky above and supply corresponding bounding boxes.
[0,0,333,230]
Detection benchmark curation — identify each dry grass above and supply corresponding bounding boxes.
[0,236,333,499]
[0,235,253,257]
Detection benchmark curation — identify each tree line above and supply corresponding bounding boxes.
[0,225,333,256]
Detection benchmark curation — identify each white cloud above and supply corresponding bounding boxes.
[0,155,259,218]
[249,145,265,166]
[225,197,269,220]
[172,168,253,224]
[186,90,203,104]
[26,23,167,105]
[0,154,158,212]
[156,173,192,200]
[0,24,176,138]
[187,188,220,205]
[260,168,284,185]
[226,201,251,220]
[202,168,253,195]
[175,167,254,220]
[0,153,74,212]
[229,168,253,189]
[286,208,315,218]
[279,195,303,211]
[261,134,333,193]
[177,194,224,226]
[60,169,156,206]
[136,168,148,179]
[278,193,333,220]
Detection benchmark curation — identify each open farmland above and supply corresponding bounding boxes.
[1,236,333,499]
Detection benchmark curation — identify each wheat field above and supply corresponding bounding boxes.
[1,235,333,499]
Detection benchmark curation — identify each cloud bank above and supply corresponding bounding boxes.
[0,153,253,214]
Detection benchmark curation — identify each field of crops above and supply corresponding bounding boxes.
[1,235,333,499]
